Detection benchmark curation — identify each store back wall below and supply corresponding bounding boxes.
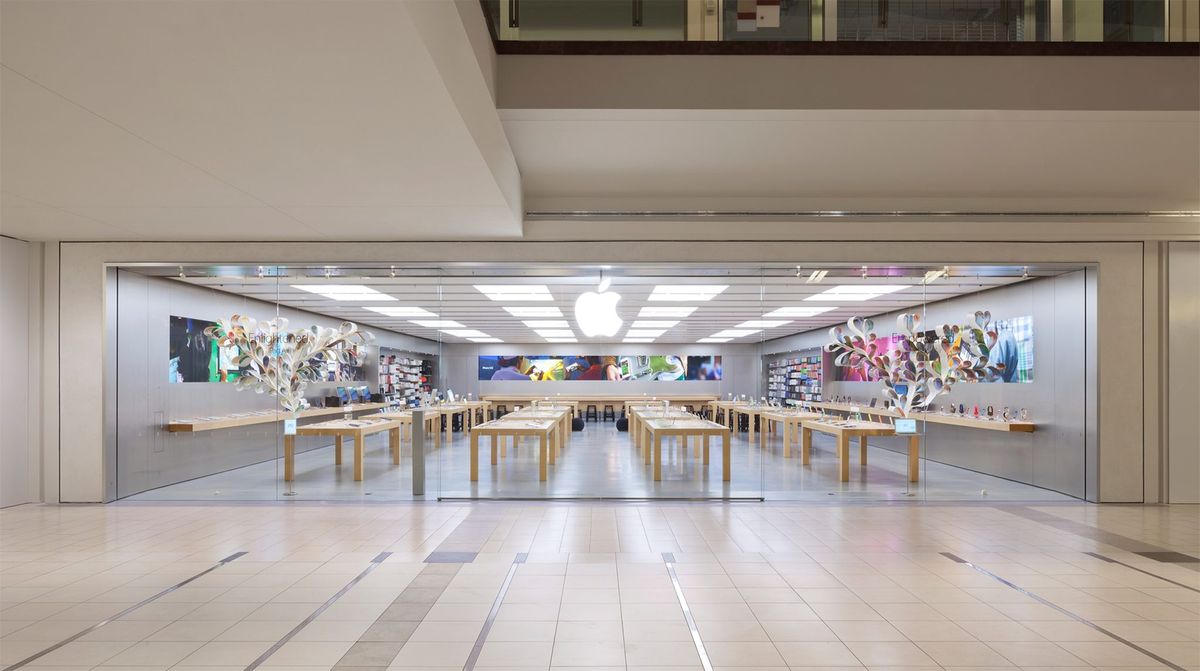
[441,342,760,401]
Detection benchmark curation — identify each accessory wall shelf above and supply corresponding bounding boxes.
[767,348,823,405]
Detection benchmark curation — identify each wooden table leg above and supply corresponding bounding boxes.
[783,421,791,459]
[722,432,731,481]
[838,434,850,482]
[539,433,548,482]
[653,434,662,481]
[445,414,452,446]
[334,435,343,465]
[284,434,295,482]
[801,426,812,465]
[860,435,869,465]
[501,434,508,458]
[354,433,364,481]
[470,431,479,481]
[391,427,400,465]
[644,425,652,465]
[760,418,767,450]
[549,428,557,465]
[748,414,756,443]
[703,434,710,465]
[908,435,920,482]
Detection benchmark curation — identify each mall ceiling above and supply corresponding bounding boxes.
[166,263,1061,344]
[2,1,1196,242]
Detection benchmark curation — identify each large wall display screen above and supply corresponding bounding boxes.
[829,315,1034,383]
[170,315,368,384]
[478,355,722,381]
[168,316,241,383]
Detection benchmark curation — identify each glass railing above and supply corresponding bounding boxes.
[483,0,1197,44]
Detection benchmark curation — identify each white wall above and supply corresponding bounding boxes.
[0,237,39,507]
[1167,242,1200,503]
[440,342,761,400]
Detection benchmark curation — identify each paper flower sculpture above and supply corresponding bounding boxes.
[205,315,373,415]
[825,311,1006,417]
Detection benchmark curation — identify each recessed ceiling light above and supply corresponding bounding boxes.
[804,285,908,301]
[441,329,490,338]
[545,337,578,343]
[736,320,791,328]
[648,285,728,301]
[534,329,576,338]
[626,329,666,338]
[475,285,553,301]
[638,306,697,318]
[763,306,838,318]
[292,285,397,301]
[364,306,438,317]
[409,320,463,328]
[710,329,760,338]
[631,320,678,328]
[504,306,563,317]
[468,337,503,343]
[698,337,731,343]
[623,338,655,343]
[522,320,570,328]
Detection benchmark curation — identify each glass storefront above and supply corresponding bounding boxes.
[110,262,1090,504]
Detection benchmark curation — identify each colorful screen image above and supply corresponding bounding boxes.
[478,354,717,381]
[169,315,241,383]
[992,315,1034,383]
[618,355,685,381]
[685,356,722,380]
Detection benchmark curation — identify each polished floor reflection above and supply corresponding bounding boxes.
[1,502,1196,671]
[126,421,1076,502]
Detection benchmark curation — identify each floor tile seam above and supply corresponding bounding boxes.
[0,552,249,671]
[938,552,1190,671]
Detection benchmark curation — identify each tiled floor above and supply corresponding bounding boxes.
[125,422,1076,502]
[1,502,1197,671]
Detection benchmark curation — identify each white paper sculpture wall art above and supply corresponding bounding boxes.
[205,316,374,416]
[824,311,1005,417]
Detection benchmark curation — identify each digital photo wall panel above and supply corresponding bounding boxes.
[168,315,242,383]
[478,354,720,381]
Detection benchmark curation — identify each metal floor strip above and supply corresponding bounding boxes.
[2,551,248,671]
[663,552,715,671]
[244,552,392,671]
[939,552,1186,671]
[462,552,527,671]
[1083,552,1200,592]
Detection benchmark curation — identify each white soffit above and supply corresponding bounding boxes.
[0,0,521,241]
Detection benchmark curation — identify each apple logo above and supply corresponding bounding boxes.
[575,279,623,337]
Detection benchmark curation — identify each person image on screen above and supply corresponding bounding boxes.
[490,356,533,381]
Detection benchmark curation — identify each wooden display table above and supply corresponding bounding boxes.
[505,406,573,448]
[470,416,563,482]
[463,400,491,425]
[708,400,749,427]
[628,405,696,452]
[640,416,732,482]
[808,401,1035,433]
[481,396,579,417]
[284,417,401,482]
[759,410,823,456]
[375,409,443,447]
[800,419,919,483]
[168,402,387,433]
